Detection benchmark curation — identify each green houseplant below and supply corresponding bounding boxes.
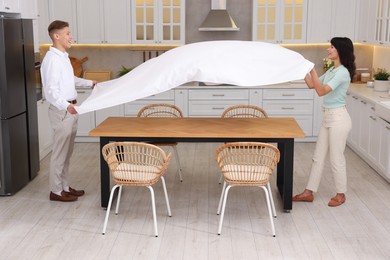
[373,68,390,92]
[117,65,133,78]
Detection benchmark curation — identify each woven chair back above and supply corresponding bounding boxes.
[221,105,268,118]
[102,142,171,185]
[137,103,183,118]
[216,142,280,186]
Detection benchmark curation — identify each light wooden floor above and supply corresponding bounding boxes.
[1,142,390,260]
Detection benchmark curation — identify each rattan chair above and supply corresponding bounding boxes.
[221,105,269,118]
[137,103,184,182]
[101,142,172,237]
[215,142,280,237]
[218,105,269,184]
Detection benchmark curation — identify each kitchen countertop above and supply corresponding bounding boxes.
[348,83,390,103]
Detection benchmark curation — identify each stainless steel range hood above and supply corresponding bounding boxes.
[198,0,239,31]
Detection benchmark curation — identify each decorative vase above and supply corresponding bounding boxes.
[374,80,389,92]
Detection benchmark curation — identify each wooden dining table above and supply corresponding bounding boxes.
[89,117,305,211]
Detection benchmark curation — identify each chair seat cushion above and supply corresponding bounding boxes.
[221,164,272,184]
[112,163,161,184]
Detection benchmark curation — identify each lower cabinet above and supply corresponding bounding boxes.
[346,91,390,182]
[76,89,95,137]
[37,99,52,160]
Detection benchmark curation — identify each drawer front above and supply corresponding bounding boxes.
[189,100,248,117]
[124,100,175,116]
[263,100,313,115]
[271,115,313,136]
[263,89,313,100]
[142,90,175,100]
[189,89,249,100]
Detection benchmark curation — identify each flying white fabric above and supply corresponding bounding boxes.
[76,41,314,114]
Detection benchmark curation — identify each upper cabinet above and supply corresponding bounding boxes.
[357,0,376,43]
[307,0,358,43]
[374,0,390,45]
[0,0,20,13]
[49,0,78,42]
[131,0,185,44]
[77,0,131,44]
[252,0,308,44]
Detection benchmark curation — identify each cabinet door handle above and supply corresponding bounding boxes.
[370,107,375,111]
[212,107,225,110]
[77,90,86,94]
[282,93,295,96]
[212,94,225,97]
[369,116,376,121]
[5,6,10,10]
[281,107,294,110]
[352,96,358,100]
[361,100,367,104]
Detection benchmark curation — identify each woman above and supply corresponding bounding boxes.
[293,37,355,207]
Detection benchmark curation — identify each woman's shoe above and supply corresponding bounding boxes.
[292,192,314,202]
[328,195,346,207]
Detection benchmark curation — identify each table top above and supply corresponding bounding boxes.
[89,117,305,139]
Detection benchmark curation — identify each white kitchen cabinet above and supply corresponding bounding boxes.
[248,89,263,108]
[0,0,20,13]
[76,89,95,137]
[131,0,185,44]
[262,88,314,137]
[357,0,377,43]
[37,0,50,44]
[37,99,52,160]
[48,0,78,43]
[174,89,188,117]
[307,0,358,43]
[374,0,390,45]
[95,105,124,126]
[357,99,372,155]
[188,89,249,117]
[346,92,360,148]
[367,109,381,165]
[378,117,390,179]
[252,0,308,44]
[20,0,37,19]
[77,0,131,44]
[124,90,175,117]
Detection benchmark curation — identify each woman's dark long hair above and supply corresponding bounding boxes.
[330,37,356,80]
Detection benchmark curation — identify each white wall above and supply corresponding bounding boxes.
[373,46,390,70]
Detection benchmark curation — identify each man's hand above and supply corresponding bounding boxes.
[67,104,78,114]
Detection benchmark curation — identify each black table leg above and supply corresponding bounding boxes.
[277,139,294,212]
[100,137,110,208]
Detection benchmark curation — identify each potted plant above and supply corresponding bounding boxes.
[117,65,133,78]
[373,68,390,92]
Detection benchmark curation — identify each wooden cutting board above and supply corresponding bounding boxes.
[70,56,88,77]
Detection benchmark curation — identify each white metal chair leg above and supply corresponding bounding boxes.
[261,186,276,237]
[115,185,123,215]
[267,182,277,218]
[160,176,172,216]
[217,185,232,235]
[102,184,120,235]
[217,181,227,215]
[147,186,158,237]
[173,146,183,182]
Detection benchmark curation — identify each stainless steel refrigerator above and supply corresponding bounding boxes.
[0,17,39,195]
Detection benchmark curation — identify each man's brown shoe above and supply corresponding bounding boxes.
[50,191,78,202]
[64,187,85,197]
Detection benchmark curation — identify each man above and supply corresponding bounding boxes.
[41,20,97,202]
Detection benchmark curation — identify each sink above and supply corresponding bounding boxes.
[375,100,390,122]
